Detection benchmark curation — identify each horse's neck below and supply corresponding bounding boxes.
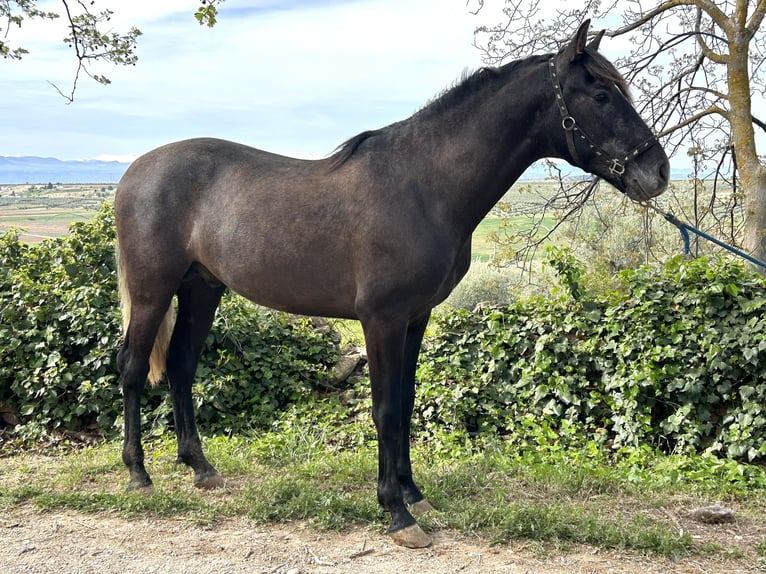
[398,58,553,239]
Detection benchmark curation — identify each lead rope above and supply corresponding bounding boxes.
[640,200,766,270]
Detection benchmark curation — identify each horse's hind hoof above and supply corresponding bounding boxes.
[193,472,225,490]
[389,524,432,548]
[410,499,435,517]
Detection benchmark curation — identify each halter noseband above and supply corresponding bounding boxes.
[548,57,658,178]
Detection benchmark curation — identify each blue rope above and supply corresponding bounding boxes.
[645,204,766,270]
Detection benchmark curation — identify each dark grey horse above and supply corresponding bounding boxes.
[115,20,669,547]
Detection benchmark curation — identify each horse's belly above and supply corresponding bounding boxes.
[210,258,360,319]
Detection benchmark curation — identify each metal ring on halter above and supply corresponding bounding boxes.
[561,116,576,131]
[608,158,626,176]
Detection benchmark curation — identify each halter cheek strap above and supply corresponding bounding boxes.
[548,57,657,177]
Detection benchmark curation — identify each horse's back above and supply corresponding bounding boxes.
[118,138,314,192]
[115,137,331,242]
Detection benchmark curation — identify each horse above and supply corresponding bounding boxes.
[114,20,669,548]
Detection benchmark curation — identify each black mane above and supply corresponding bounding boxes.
[329,129,384,170]
[329,64,510,170]
[418,65,503,116]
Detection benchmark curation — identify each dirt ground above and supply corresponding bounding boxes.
[0,506,761,574]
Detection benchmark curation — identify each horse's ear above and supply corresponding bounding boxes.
[588,29,605,52]
[563,19,591,62]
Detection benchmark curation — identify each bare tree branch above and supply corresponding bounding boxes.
[3,1,223,101]
[746,0,766,40]
[610,0,731,37]
[694,7,728,65]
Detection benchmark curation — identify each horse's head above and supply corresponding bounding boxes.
[551,20,669,201]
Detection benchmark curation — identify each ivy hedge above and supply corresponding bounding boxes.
[415,249,766,460]
[0,204,338,441]
[2,206,766,462]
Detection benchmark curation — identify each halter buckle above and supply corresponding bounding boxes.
[609,158,626,176]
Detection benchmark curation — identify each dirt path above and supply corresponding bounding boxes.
[0,507,757,574]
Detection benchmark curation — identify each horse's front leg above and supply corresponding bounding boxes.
[362,316,432,549]
[398,312,434,516]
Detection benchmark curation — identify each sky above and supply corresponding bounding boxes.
[2,0,492,162]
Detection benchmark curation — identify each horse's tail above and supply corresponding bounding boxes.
[117,242,176,387]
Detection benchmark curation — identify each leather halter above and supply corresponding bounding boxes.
[548,57,658,177]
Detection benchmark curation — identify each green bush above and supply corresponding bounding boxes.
[192,298,339,435]
[0,204,339,441]
[0,208,122,439]
[415,251,766,461]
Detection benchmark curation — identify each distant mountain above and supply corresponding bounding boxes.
[0,156,131,184]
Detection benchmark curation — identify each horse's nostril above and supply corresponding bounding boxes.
[659,161,670,183]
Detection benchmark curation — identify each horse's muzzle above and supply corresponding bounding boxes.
[622,146,670,202]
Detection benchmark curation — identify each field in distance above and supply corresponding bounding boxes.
[0,183,114,243]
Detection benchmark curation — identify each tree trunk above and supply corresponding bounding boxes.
[727,38,766,270]
[742,165,766,270]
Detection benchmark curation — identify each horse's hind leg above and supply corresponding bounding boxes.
[119,299,175,491]
[166,277,226,489]
[398,312,434,516]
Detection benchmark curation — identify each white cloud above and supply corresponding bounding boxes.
[2,0,485,159]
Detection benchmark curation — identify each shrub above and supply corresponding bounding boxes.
[0,204,339,441]
[192,298,339,435]
[415,252,766,461]
[5,205,766,464]
[0,208,123,440]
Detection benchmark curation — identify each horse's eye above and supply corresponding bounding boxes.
[594,92,609,103]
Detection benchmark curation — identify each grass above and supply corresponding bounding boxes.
[473,215,558,262]
[2,424,765,562]
[472,216,503,261]
[0,207,96,242]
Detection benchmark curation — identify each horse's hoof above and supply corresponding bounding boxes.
[389,524,432,548]
[193,472,225,490]
[410,499,435,517]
